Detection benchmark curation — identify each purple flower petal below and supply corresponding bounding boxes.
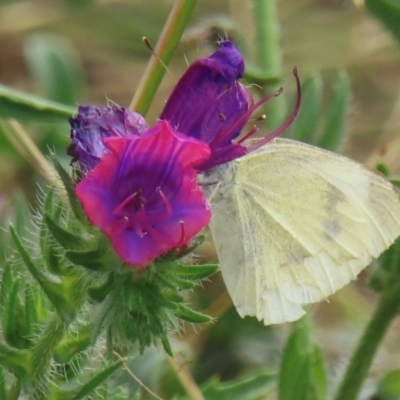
[69,105,148,174]
[160,40,251,170]
[161,41,302,171]
[76,121,211,268]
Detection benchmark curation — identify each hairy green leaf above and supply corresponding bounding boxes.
[366,0,400,42]
[279,317,326,400]
[200,369,276,400]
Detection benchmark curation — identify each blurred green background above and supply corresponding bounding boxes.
[1,0,400,399]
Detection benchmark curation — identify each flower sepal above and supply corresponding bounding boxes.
[10,225,79,323]
[65,234,120,272]
[172,303,213,324]
[176,263,219,281]
[53,324,92,364]
[0,345,32,384]
[89,255,217,356]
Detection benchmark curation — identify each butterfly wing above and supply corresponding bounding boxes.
[205,138,400,325]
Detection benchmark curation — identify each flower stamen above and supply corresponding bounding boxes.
[209,89,281,150]
[113,190,141,216]
[176,220,186,247]
[156,187,172,220]
[238,125,259,144]
[247,67,301,152]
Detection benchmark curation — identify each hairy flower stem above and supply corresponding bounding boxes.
[334,282,400,400]
[252,0,286,130]
[129,0,197,116]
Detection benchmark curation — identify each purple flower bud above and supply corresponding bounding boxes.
[160,40,251,170]
[69,105,148,174]
[76,121,211,268]
[161,41,302,170]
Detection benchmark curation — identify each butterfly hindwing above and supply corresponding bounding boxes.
[203,138,400,325]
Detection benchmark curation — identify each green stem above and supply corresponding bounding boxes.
[252,0,286,130]
[334,282,400,400]
[129,0,197,116]
[0,119,58,187]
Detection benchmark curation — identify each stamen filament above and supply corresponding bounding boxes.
[238,125,259,144]
[113,190,140,216]
[157,187,172,220]
[176,220,186,247]
[247,67,301,152]
[210,88,282,149]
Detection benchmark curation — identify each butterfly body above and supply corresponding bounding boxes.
[200,138,400,325]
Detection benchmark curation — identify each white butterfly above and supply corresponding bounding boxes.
[199,138,400,325]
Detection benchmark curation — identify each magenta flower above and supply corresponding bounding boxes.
[68,105,148,174]
[75,121,211,267]
[160,40,301,170]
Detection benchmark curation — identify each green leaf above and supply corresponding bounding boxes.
[0,343,32,381]
[65,247,108,271]
[51,156,87,223]
[173,303,213,324]
[40,222,62,275]
[71,359,124,400]
[11,193,31,239]
[161,336,173,357]
[0,202,13,261]
[40,189,63,275]
[3,280,25,349]
[88,275,115,303]
[369,218,400,293]
[0,366,5,400]
[390,178,400,189]
[6,380,21,400]
[53,325,91,364]
[10,225,77,322]
[61,0,94,6]
[176,264,219,280]
[199,369,276,400]
[375,368,400,400]
[317,70,351,151]
[0,83,75,122]
[44,213,91,251]
[377,236,400,276]
[23,286,38,346]
[176,235,206,257]
[376,161,391,177]
[0,262,13,309]
[91,297,114,346]
[24,34,85,105]
[279,317,326,400]
[174,278,196,290]
[366,0,400,42]
[286,73,323,144]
